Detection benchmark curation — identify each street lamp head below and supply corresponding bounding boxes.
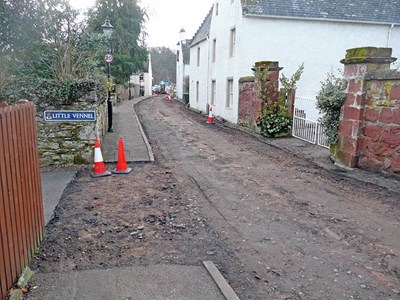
[101,17,114,39]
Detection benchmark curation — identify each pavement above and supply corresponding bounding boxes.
[102,96,155,163]
[34,95,399,300]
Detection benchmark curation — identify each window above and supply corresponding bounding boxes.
[197,47,200,66]
[176,50,180,62]
[230,27,236,57]
[226,79,233,108]
[215,3,219,15]
[212,39,216,63]
[196,81,199,102]
[211,80,216,105]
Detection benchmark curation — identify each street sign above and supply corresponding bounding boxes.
[44,110,96,122]
[104,53,113,63]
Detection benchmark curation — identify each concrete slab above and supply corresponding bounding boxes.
[41,170,77,225]
[28,265,226,300]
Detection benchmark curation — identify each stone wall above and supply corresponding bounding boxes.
[337,47,400,174]
[35,83,107,167]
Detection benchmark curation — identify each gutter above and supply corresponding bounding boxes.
[190,36,208,48]
[242,13,400,27]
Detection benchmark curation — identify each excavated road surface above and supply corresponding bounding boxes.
[135,96,400,299]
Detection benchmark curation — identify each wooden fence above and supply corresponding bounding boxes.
[0,100,45,298]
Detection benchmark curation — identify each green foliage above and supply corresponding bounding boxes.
[149,47,177,84]
[86,0,148,84]
[254,64,304,137]
[316,72,345,145]
[260,103,292,137]
[0,0,43,54]
[280,63,304,91]
[1,0,149,102]
[0,0,105,104]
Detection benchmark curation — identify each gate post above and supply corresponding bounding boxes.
[336,47,396,168]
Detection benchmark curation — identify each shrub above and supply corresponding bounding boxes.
[316,72,345,145]
[260,106,292,137]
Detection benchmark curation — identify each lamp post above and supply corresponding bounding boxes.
[101,17,114,132]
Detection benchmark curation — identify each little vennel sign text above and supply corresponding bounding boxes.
[44,110,96,122]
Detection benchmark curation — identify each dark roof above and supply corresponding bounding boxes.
[182,40,191,64]
[190,6,213,46]
[242,0,400,24]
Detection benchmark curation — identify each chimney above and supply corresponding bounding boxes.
[179,28,186,43]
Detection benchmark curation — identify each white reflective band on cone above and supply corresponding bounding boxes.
[94,147,104,162]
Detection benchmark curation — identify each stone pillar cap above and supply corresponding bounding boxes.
[341,47,397,65]
[252,61,283,71]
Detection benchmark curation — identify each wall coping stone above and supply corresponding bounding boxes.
[341,47,397,65]
[252,61,283,72]
[239,76,255,83]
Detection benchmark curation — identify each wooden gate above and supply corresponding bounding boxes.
[0,101,45,298]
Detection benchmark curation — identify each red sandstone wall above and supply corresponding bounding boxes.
[360,79,400,173]
[337,47,400,174]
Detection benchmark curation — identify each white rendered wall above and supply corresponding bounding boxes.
[207,0,243,123]
[144,73,152,96]
[239,17,400,97]
[146,54,153,96]
[390,25,400,69]
[189,39,210,112]
[176,45,184,98]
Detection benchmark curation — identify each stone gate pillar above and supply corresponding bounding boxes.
[337,47,396,168]
[252,61,282,106]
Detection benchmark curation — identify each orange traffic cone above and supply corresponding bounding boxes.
[112,137,132,174]
[91,138,111,178]
[207,105,214,124]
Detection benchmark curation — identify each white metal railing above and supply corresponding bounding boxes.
[292,95,329,148]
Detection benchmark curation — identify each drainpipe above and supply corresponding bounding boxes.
[387,24,395,47]
[206,34,211,113]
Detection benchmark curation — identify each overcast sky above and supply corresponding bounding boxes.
[69,0,215,49]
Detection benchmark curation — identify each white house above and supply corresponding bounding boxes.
[130,54,153,97]
[176,29,191,102]
[184,0,400,124]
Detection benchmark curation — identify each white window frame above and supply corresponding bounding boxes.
[196,81,199,102]
[212,39,216,63]
[230,27,236,58]
[211,80,216,105]
[226,78,233,108]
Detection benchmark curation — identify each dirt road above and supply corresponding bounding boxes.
[30,96,400,299]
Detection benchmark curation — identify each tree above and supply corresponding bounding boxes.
[149,47,176,85]
[0,0,42,54]
[86,0,148,84]
[0,0,105,103]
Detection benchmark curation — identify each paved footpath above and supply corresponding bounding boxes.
[102,96,155,163]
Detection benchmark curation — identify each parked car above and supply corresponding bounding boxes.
[152,85,160,94]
